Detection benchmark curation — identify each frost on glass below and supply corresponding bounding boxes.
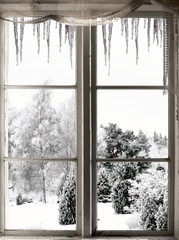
[97,19,164,86]
[7,20,76,85]
[7,89,76,158]
[97,162,168,230]
[7,161,76,230]
[97,90,168,158]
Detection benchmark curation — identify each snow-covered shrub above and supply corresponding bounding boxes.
[16,193,23,205]
[59,175,76,225]
[130,163,168,230]
[97,168,112,203]
[16,193,32,205]
[111,179,132,214]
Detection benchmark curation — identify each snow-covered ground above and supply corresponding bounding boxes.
[97,203,141,230]
[7,202,76,230]
[7,202,140,230]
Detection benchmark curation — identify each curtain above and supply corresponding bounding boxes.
[0,0,178,26]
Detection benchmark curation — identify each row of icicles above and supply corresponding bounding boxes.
[13,18,164,74]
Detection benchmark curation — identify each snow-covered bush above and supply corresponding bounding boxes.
[97,168,112,203]
[130,163,168,230]
[16,193,23,205]
[111,179,132,214]
[59,175,76,225]
[16,193,33,205]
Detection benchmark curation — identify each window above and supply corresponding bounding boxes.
[4,20,79,234]
[0,14,175,237]
[95,19,170,233]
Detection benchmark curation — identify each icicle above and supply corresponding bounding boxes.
[20,17,25,62]
[59,23,62,52]
[124,18,129,54]
[135,18,139,64]
[69,26,76,68]
[108,23,113,75]
[153,18,159,46]
[163,16,169,93]
[144,18,147,28]
[131,18,135,40]
[33,22,36,36]
[121,18,125,36]
[102,24,107,66]
[36,23,40,54]
[159,18,163,48]
[13,18,19,66]
[43,21,46,40]
[46,20,51,63]
[147,18,151,51]
[65,25,69,43]
[55,21,58,29]
[65,25,75,67]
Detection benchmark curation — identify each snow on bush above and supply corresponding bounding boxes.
[111,179,132,214]
[130,163,168,230]
[97,168,112,203]
[59,175,76,225]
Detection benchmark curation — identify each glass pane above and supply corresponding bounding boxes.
[7,21,76,85]
[7,89,76,158]
[97,162,168,230]
[97,90,168,158]
[7,161,76,230]
[97,19,163,86]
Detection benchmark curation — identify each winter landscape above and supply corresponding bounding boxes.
[6,19,168,231]
[7,89,168,231]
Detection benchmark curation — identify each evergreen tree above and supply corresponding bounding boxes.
[59,174,76,225]
[136,130,151,158]
[99,124,151,214]
[154,131,159,143]
[130,163,168,230]
[111,179,132,214]
[101,124,150,159]
[97,168,112,203]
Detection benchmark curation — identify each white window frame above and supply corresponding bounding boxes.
[0,12,176,238]
[90,14,175,236]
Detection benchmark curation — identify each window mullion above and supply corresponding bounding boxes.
[81,26,91,237]
[168,14,175,234]
[0,19,6,234]
[91,26,97,235]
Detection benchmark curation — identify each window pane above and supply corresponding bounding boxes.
[97,90,168,158]
[97,162,168,230]
[7,161,76,230]
[97,19,163,86]
[7,89,76,158]
[7,21,76,85]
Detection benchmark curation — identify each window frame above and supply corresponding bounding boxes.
[0,12,175,238]
[0,21,84,237]
[90,14,175,236]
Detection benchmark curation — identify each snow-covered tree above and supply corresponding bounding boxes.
[10,89,62,203]
[99,124,150,159]
[97,168,112,203]
[58,96,76,158]
[59,174,76,225]
[130,163,168,230]
[111,179,132,214]
[13,90,62,158]
[98,124,151,214]
[8,107,22,157]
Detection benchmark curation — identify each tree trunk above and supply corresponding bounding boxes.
[41,162,47,204]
